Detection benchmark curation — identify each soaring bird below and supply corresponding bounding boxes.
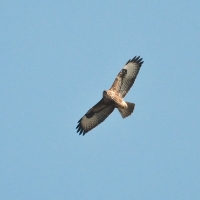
[76,56,144,135]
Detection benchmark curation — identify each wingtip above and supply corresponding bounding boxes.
[83,131,87,136]
[126,56,144,66]
[76,118,87,136]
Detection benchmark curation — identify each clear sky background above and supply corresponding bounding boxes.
[1,1,200,199]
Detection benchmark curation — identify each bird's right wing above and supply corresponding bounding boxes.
[76,99,115,135]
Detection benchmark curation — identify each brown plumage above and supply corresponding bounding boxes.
[76,56,144,135]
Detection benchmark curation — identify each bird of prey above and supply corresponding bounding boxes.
[76,56,144,135]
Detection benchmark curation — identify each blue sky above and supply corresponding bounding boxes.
[1,1,200,199]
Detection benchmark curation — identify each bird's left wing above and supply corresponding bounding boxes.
[110,56,144,97]
[76,99,115,135]
[119,56,144,97]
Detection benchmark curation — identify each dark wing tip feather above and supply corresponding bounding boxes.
[76,118,88,136]
[125,59,131,65]
[126,56,144,66]
[79,129,84,135]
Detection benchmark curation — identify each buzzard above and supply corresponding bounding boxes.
[76,56,144,135]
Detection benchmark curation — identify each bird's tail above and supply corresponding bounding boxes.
[118,102,135,118]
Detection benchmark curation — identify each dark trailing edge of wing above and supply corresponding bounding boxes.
[125,56,144,66]
[76,118,87,136]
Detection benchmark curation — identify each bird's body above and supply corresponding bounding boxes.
[103,90,127,109]
[76,56,144,135]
